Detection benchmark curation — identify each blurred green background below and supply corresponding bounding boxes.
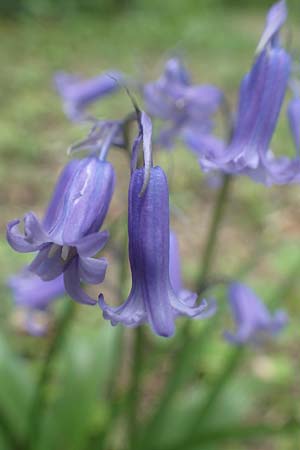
[1,0,300,449]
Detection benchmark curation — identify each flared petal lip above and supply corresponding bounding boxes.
[98,293,146,328]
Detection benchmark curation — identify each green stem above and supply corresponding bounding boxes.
[27,300,76,449]
[128,326,144,450]
[158,419,300,450]
[197,174,232,292]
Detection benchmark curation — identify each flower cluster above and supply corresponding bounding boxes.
[7,0,294,342]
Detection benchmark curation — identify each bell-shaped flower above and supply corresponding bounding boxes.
[188,1,300,186]
[224,282,288,345]
[143,58,223,149]
[191,47,290,178]
[54,70,123,121]
[99,166,213,337]
[8,269,65,336]
[7,156,115,305]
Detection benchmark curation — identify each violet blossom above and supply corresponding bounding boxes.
[8,270,65,336]
[99,112,214,337]
[143,58,223,149]
[224,282,288,345]
[7,156,115,305]
[187,0,300,186]
[54,70,123,121]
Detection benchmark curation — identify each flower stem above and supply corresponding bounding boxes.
[197,173,232,292]
[27,300,76,449]
[128,326,144,450]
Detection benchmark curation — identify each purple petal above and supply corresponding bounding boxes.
[43,159,81,232]
[24,212,49,245]
[287,97,300,154]
[225,282,288,345]
[29,245,64,281]
[45,157,115,244]
[63,257,96,305]
[8,270,65,310]
[128,167,176,337]
[164,58,190,85]
[256,0,287,53]
[54,70,123,120]
[78,256,107,284]
[7,219,42,253]
[74,230,109,257]
[99,291,146,328]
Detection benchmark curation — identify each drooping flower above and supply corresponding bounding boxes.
[54,70,123,121]
[143,58,223,149]
[187,1,300,186]
[100,166,213,337]
[189,48,291,181]
[7,156,115,305]
[224,282,288,345]
[8,269,65,335]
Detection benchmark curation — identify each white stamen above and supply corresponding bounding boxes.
[48,244,61,258]
[61,245,70,261]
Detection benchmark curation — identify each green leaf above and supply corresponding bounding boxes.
[0,334,34,441]
[35,325,117,450]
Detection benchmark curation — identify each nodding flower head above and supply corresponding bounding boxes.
[8,269,65,336]
[54,70,123,121]
[188,1,300,186]
[99,165,214,337]
[224,282,288,345]
[7,156,115,305]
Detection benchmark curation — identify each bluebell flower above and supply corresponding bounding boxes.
[8,269,65,336]
[188,1,300,186]
[99,167,213,337]
[143,58,223,149]
[7,156,114,305]
[189,48,291,181]
[99,111,214,337]
[54,70,123,121]
[224,282,288,345]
